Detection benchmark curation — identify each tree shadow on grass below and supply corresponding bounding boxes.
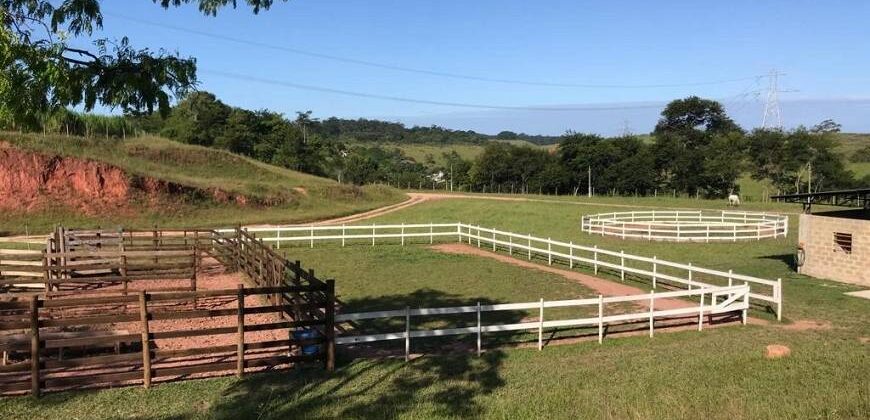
[208,288,518,419]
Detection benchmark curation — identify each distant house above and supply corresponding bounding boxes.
[428,171,446,184]
[773,188,870,287]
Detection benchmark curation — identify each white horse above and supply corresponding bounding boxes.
[728,193,741,206]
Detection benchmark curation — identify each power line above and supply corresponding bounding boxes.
[202,69,672,111]
[109,12,767,89]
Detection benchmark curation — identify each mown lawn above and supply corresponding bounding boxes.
[1,196,868,419]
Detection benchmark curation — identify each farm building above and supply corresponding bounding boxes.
[773,188,870,287]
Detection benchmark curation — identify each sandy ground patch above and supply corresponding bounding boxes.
[429,243,693,310]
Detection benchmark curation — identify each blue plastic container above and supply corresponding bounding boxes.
[293,328,321,355]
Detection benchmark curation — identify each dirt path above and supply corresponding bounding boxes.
[429,243,692,310]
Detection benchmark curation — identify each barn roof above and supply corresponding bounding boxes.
[771,188,870,212]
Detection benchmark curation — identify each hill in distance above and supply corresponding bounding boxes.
[0,132,404,235]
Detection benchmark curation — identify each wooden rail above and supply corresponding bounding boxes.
[0,226,336,396]
[0,284,334,395]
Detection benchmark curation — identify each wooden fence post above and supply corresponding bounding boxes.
[649,291,655,338]
[237,284,245,377]
[594,245,599,274]
[324,280,336,371]
[597,295,604,344]
[138,291,152,389]
[569,242,573,268]
[538,298,544,351]
[547,239,552,265]
[30,295,40,397]
[776,278,783,321]
[620,250,625,281]
[476,301,482,357]
[404,306,411,362]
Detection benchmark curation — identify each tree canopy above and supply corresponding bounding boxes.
[0,0,288,129]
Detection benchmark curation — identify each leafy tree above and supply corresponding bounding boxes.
[851,145,870,163]
[811,119,842,134]
[652,96,743,196]
[747,127,854,194]
[0,0,286,128]
[160,91,230,147]
[495,130,518,139]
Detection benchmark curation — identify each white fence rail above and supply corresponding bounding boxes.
[335,285,750,356]
[581,210,788,242]
[218,222,782,321]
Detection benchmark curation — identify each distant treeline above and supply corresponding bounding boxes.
[3,93,862,198]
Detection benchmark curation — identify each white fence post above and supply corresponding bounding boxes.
[547,239,552,265]
[342,225,346,247]
[276,229,281,249]
[569,242,574,269]
[309,225,314,248]
[509,236,513,255]
[687,263,693,289]
[457,223,462,243]
[652,256,657,288]
[598,295,604,344]
[649,291,655,338]
[620,250,625,281]
[401,223,405,246]
[492,231,496,251]
[430,224,434,244]
[742,283,749,325]
[372,224,376,246]
[477,226,481,248]
[468,226,472,245]
[727,269,733,287]
[776,278,783,321]
[538,298,544,351]
[477,302,482,356]
[698,292,705,331]
[527,235,532,260]
[405,306,411,361]
[593,245,599,274]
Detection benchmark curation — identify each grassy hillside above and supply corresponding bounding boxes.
[0,132,405,234]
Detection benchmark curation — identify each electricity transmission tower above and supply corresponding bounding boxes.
[761,69,785,129]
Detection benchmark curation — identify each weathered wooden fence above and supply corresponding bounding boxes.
[0,284,333,396]
[0,226,336,396]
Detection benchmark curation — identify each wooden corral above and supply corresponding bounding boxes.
[0,226,335,396]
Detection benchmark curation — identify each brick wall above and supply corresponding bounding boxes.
[798,213,870,287]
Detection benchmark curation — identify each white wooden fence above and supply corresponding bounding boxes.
[219,222,782,321]
[334,284,750,357]
[580,210,788,242]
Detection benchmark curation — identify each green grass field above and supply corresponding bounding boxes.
[2,195,868,419]
[0,133,405,235]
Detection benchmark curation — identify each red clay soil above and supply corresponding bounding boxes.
[0,142,252,214]
[429,243,693,310]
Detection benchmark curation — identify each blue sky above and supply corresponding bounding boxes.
[93,1,870,135]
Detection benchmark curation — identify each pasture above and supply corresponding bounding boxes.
[2,195,868,419]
